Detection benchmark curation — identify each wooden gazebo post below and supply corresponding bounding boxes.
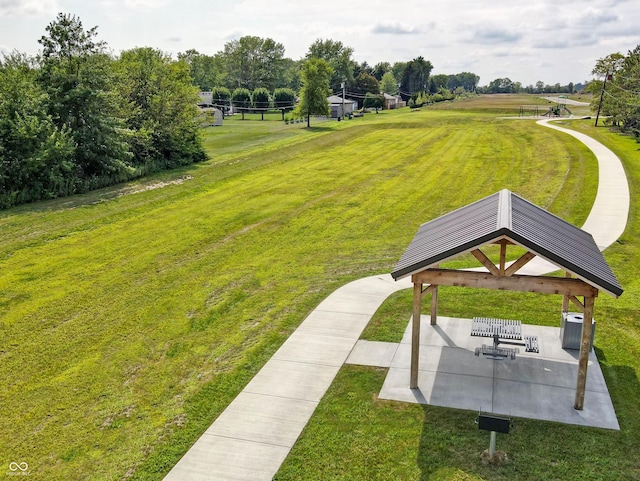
[410,274,439,389]
[575,295,595,410]
[410,280,421,389]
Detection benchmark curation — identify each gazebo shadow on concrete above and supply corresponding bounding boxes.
[348,189,623,430]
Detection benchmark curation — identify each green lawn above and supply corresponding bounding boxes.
[276,119,640,481]
[0,104,636,479]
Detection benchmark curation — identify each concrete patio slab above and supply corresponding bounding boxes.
[377,316,620,430]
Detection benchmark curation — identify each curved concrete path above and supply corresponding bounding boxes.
[538,119,629,250]
[164,121,629,480]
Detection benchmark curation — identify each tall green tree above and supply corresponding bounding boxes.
[372,61,391,81]
[37,13,132,182]
[392,61,407,88]
[222,36,286,91]
[178,49,225,91]
[280,57,302,91]
[591,47,640,137]
[352,72,380,95]
[306,39,354,93]
[379,71,398,94]
[363,92,384,112]
[231,88,252,108]
[295,58,333,127]
[211,86,231,111]
[252,87,270,120]
[252,87,271,109]
[447,72,480,92]
[114,47,205,169]
[0,52,74,207]
[430,74,449,92]
[400,56,433,95]
[273,88,296,110]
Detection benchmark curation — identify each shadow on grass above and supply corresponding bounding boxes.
[0,164,200,216]
[417,404,486,481]
[596,346,640,432]
[305,125,335,132]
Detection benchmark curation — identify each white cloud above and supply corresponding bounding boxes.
[574,7,618,26]
[372,23,419,35]
[0,0,59,16]
[472,28,522,45]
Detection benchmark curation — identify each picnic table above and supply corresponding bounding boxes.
[472,317,539,360]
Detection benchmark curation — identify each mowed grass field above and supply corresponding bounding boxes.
[0,96,636,479]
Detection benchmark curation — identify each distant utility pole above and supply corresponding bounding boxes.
[595,71,611,127]
[341,82,345,120]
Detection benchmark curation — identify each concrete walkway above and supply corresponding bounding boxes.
[164,275,411,480]
[164,120,629,480]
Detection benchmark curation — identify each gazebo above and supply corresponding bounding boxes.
[391,189,623,410]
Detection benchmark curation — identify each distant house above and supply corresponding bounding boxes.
[383,93,406,110]
[327,95,358,118]
[198,91,213,106]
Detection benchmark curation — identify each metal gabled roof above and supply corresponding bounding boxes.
[391,189,623,297]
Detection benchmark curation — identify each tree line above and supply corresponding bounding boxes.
[182,38,481,107]
[588,44,640,140]
[3,12,596,208]
[0,14,206,209]
[476,78,586,94]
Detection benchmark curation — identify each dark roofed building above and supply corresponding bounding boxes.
[391,189,622,410]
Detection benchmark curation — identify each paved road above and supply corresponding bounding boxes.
[541,96,591,107]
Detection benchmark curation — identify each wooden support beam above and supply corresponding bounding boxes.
[499,241,507,275]
[419,283,437,300]
[411,282,422,389]
[575,296,595,410]
[504,251,536,277]
[413,269,599,298]
[569,295,585,312]
[430,285,438,325]
[562,272,572,313]
[471,249,500,276]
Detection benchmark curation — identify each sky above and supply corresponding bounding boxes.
[0,0,638,87]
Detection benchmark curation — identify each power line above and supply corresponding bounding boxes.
[603,89,640,107]
[606,82,640,96]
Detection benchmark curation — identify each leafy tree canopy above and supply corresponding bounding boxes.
[380,71,398,94]
[352,72,380,95]
[222,36,286,92]
[295,58,333,127]
[306,38,354,93]
[400,56,433,95]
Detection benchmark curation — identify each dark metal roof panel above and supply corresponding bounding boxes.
[392,192,501,279]
[391,189,623,297]
[509,193,623,296]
